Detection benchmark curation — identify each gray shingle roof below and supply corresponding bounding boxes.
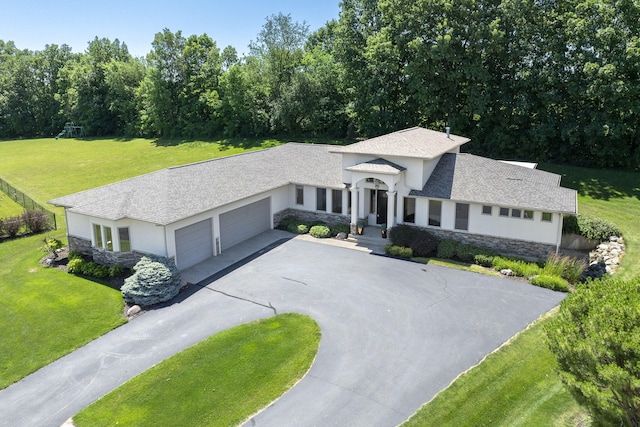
[410,153,577,214]
[49,143,344,225]
[331,127,470,159]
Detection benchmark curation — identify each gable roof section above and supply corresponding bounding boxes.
[331,127,470,159]
[345,158,407,175]
[410,153,577,214]
[49,143,344,225]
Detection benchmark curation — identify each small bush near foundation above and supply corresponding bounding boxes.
[121,256,181,306]
[68,250,84,261]
[67,258,85,274]
[309,225,331,238]
[437,239,458,259]
[287,222,309,234]
[384,245,413,258]
[331,223,350,236]
[277,216,298,230]
[389,224,417,247]
[455,244,498,263]
[529,275,569,292]
[411,235,438,257]
[474,254,495,268]
[80,261,109,278]
[109,264,126,277]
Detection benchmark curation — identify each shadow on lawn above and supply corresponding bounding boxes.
[540,163,640,201]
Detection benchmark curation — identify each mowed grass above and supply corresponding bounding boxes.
[540,163,640,280]
[0,233,126,389]
[0,193,25,218]
[402,313,588,427]
[0,137,285,389]
[74,313,320,427]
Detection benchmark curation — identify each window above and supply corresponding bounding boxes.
[119,227,131,252]
[93,224,113,251]
[332,189,342,214]
[428,200,442,227]
[404,198,416,223]
[499,207,509,217]
[523,210,534,220]
[296,185,304,205]
[511,209,522,218]
[542,212,553,222]
[316,188,326,211]
[104,227,113,251]
[482,205,492,215]
[455,203,469,230]
[93,224,103,248]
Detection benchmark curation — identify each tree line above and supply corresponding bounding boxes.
[1,0,639,168]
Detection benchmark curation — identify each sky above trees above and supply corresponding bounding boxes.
[1,0,340,57]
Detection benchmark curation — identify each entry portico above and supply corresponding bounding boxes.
[332,127,469,234]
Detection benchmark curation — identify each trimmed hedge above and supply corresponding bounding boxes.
[437,239,458,259]
[384,245,413,258]
[331,223,350,236]
[529,274,569,292]
[389,224,438,257]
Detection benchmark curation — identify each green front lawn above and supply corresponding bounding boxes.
[402,313,588,427]
[0,192,24,218]
[74,313,320,427]
[0,234,126,389]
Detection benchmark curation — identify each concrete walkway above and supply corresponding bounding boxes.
[0,233,566,427]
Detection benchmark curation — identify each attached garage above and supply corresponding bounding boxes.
[175,218,213,269]
[219,198,271,251]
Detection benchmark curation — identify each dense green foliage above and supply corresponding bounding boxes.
[2,1,640,168]
[546,278,640,426]
[389,224,438,256]
[121,256,181,306]
[384,244,413,258]
[74,314,321,427]
[309,225,331,238]
[529,275,569,292]
[563,214,623,241]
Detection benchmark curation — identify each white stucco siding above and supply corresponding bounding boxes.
[408,199,561,245]
[124,220,167,256]
[66,211,91,240]
[422,158,439,188]
[470,206,560,244]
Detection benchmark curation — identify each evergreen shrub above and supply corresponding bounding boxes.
[437,239,458,259]
[121,256,181,306]
[384,245,413,258]
[309,225,331,238]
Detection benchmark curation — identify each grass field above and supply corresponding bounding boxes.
[74,314,320,427]
[0,193,24,218]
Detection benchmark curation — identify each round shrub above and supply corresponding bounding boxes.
[437,239,458,259]
[67,258,85,274]
[389,224,416,247]
[287,222,309,234]
[529,274,569,292]
[109,264,126,277]
[563,215,622,241]
[121,256,181,306]
[309,225,331,238]
[474,254,495,268]
[277,215,299,230]
[411,235,438,257]
[384,245,413,258]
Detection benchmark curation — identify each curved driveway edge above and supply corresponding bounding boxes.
[0,239,565,427]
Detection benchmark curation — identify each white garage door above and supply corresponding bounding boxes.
[175,218,213,269]
[219,198,270,251]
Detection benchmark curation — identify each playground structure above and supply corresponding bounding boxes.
[55,122,86,139]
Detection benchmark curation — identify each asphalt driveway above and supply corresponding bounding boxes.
[0,238,565,427]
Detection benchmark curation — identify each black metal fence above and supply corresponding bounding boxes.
[0,177,56,232]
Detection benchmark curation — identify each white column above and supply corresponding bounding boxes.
[387,191,397,228]
[342,189,349,216]
[350,186,358,233]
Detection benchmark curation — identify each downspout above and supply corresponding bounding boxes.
[555,213,563,255]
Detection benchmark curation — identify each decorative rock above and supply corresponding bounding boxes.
[44,258,55,267]
[336,232,347,240]
[583,236,625,280]
[126,305,141,317]
[500,269,514,276]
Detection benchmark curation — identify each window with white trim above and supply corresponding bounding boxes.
[332,189,342,214]
[428,200,442,227]
[482,205,492,215]
[316,188,326,211]
[511,209,522,218]
[523,210,534,220]
[295,185,304,205]
[93,224,113,251]
[542,212,553,222]
[499,207,509,217]
[455,203,469,230]
[118,227,131,252]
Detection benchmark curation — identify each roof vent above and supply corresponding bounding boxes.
[445,127,451,139]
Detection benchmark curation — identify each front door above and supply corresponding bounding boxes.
[376,190,388,224]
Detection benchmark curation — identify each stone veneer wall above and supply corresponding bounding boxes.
[274,208,350,228]
[68,235,152,268]
[419,227,557,261]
